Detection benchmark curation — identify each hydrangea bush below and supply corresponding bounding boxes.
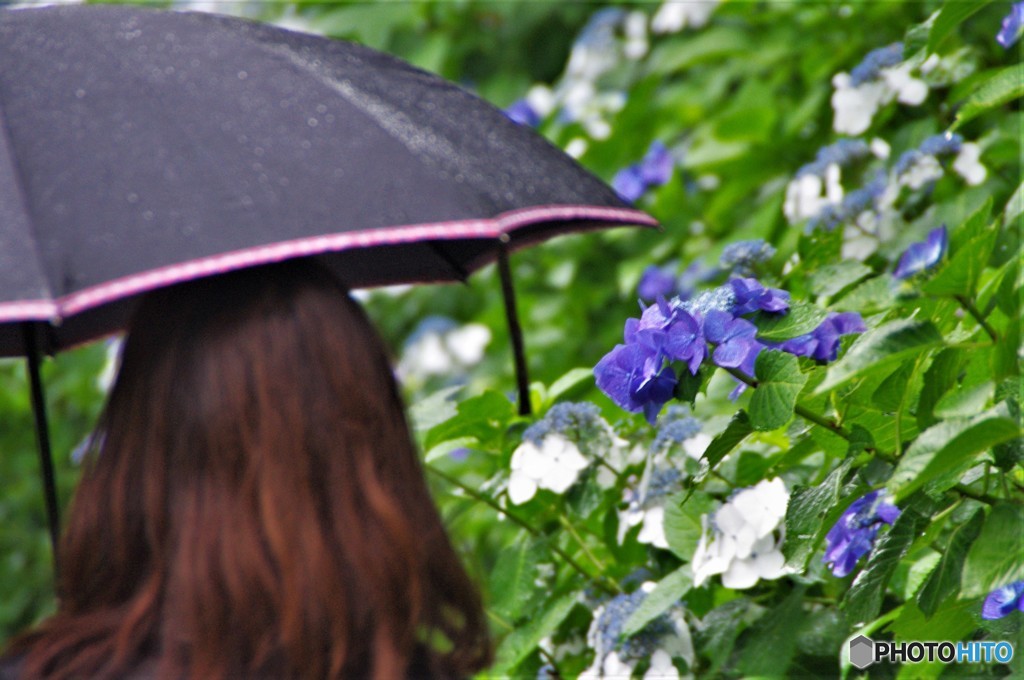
[1,1,1020,676]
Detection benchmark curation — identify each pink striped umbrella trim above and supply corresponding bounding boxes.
[0,204,656,324]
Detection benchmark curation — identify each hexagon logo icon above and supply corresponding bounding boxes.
[849,635,875,670]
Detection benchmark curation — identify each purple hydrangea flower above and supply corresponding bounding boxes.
[703,309,763,375]
[779,312,866,362]
[505,99,541,127]
[638,263,679,301]
[997,3,1024,48]
[594,342,677,424]
[728,278,791,315]
[823,490,901,577]
[893,225,948,279]
[612,141,674,202]
[982,580,1024,620]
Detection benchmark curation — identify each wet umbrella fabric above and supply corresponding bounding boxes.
[0,5,656,562]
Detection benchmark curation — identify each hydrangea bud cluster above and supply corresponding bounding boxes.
[581,583,693,679]
[719,239,776,277]
[822,490,901,577]
[831,42,928,135]
[691,478,790,589]
[783,139,876,224]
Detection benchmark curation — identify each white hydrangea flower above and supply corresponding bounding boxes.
[691,478,790,589]
[783,166,844,224]
[953,142,987,186]
[580,651,634,680]
[831,73,888,136]
[624,11,649,60]
[637,505,669,549]
[899,154,944,190]
[881,64,928,105]
[870,137,891,159]
[651,0,719,34]
[397,321,491,382]
[525,84,557,119]
[508,434,589,505]
[682,433,712,460]
[565,137,589,158]
[644,649,680,680]
[444,323,491,365]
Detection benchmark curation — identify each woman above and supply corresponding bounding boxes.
[3,261,491,679]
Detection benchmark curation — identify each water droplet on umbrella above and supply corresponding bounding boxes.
[307,117,318,127]
[126,193,138,203]
[142,210,154,221]
[240,195,253,207]
[300,140,311,149]
[254,147,264,157]
[237,70,248,80]
[315,104,327,114]
[75,89,85,98]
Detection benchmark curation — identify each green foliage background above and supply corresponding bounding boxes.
[1,1,1021,677]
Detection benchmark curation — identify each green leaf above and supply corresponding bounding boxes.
[425,390,515,451]
[927,0,993,53]
[664,491,714,563]
[917,509,984,617]
[547,368,596,404]
[932,380,994,418]
[752,301,829,342]
[750,351,808,431]
[808,261,874,299]
[798,227,843,271]
[815,320,943,395]
[843,503,931,626]
[917,349,966,430]
[702,410,753,469]
[408,385,462,433]
[491,593,578,674]
[1004,180,1024,229]
[697,600,761,675]
[621,566,692,637]
[961,504,1024,598]
[489,538,545,621]
[737,586,806,677]
[921,226,998,299]
[952,65,1024,129]
[888,404,1023,502]
[646,26,749,74]
[892,599,978,649]
[783,459,862,569]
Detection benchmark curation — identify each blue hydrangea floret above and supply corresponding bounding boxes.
[982,580,1024,620]
[822,490,901,577]
[893,225,948,279]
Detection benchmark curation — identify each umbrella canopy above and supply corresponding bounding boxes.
[0,4,655,357]
[0,5,656,564]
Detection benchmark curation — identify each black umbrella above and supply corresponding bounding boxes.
[0,5,656,561]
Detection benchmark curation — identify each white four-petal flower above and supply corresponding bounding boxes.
[509,434,589,505]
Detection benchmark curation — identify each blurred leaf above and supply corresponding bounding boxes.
[621,565,692,637]
[815,320,943,395]
[409,385,463,433]
[491,592,578,674]
[546,368,596,404]
[489,537,546,621]
[808,261,874,299]
[738,586,805,677]
[917,348,966,430]
[1003,180,1024,228]
[927,0,992,52]
[888,404,1022,501]
[750,351,808,431]
[917,508,984,617]
[961,504,1024,598]
[952,65,1024,129]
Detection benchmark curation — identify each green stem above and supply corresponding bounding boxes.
[426,465,618,593]
[486,609,515,632]
[557,514,621,593]
[955,295,998,342]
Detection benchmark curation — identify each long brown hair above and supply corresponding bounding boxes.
[11,261,491,679]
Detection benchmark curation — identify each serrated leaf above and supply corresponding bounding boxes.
[888,404,1022,502]
[815,320,943,394]
[917,349,966,430]
[491,593,578,674]
[737,586,806,677]
[917,509,984,617]
[961,504,1024,598]
[621,566,692,637]
[751,301,829,342]
[750,351,808,431]
[952,65,1024,129]
[783,459,863,569]
[664,491,714,563]
[489,539,545,621]
[843,504,930,626]
[928,0,993,53]
[808,261,874,299]
[702,410,753,469]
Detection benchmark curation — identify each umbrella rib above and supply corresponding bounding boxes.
[0,94,58,315]
[426,242,471,282]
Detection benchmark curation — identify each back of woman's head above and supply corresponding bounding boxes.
[15,261,491,679]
